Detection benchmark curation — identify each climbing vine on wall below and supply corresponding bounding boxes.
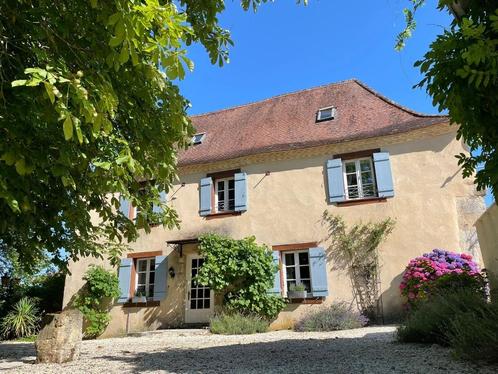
[196,233,286,319]
[73,265,120,338]
[322,212,395,322]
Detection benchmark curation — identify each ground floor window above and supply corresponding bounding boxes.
[135,257,155,298]
[283,251,311,294]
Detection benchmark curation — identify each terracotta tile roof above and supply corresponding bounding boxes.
[179,79,448,166]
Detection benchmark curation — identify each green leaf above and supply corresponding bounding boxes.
[109,36,123,48]
[44,82,55,104]
[1,152,17,166]
[63,116,73,140]
[15,159,34,176]
[11,80,27,87]
[119,43,129,64]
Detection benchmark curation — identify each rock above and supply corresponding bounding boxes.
[35,309,83,364]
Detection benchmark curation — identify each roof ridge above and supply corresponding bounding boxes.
[190,79,357,118]
[352,80,447,118]
[190,78,447,119]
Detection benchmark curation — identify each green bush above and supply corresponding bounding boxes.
[294,303,368,332]
[197,233,286,319]
[447,303,498,363]
[397,290,485,345]
[74,265,120,339]
[0,297,40,340]
[397,290,498,363]
[210,312,269,335]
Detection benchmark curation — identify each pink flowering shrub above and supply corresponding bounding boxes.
[400,249,481,306]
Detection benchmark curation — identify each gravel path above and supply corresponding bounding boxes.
[0,326,495,373]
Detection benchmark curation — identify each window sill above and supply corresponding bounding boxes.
[205,211,242,220]
[336,197,386,207]
[122,300,160,308]
[287,297,324,305]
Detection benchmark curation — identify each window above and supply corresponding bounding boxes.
[215,177,235,212]
[283,251,311,295]
[192,133,205,145]
[316,106,336,122]
[135,257,155,298]
[343,157,377,199]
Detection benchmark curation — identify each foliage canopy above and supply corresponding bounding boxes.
[399,0,498,199]
[0,0,305,272]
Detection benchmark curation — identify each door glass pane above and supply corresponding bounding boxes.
[149,272,155,284]
[190,299,196,309]
[148,284,154,297]
[302,280,311,292]
[204,299,210,309]
[136,285,146,294]
[197,300,204,309]
[149,259,155,270]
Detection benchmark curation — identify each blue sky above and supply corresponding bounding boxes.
[179,0,494,206]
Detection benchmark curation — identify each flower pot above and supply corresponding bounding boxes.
[288,290,307,299]
[132,296,147,303]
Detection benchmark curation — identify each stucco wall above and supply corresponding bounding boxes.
[63,128,485,336]
[476,203,498,289]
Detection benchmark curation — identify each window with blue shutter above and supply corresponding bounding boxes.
[117,258,133,303]
[153,255,168,301]
[119,196,130,218]
[373,152,395,198]
[234,172,248,212]
[152,191,167,214]
[199,177,213,216]
[309,247,329,297]
[268,251,282,296]
[327,158,345,203]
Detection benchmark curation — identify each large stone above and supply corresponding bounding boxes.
[35,309,83,364]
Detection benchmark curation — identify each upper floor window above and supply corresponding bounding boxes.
[135,257,155,298]
[343,157,377,199]
[316,106,336,122]
[215,177,235,212]
[192,133,205,145]
[283,251,311,294]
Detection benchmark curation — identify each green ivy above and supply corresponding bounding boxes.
[74,265,120,338]
[197,233,286,320]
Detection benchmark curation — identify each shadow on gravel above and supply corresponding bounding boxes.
[98,331,489,374]
[0,342,36,365]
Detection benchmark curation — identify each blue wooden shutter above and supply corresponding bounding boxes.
[119,195,130,218]
[199,177,213,216]
[373,152,394,198]
[327,159,345,203]
[309,247,329,297]
[234,172,248,212]
[153,255,168,301]
[153,191,167,213]
[117,258,132,303]
[268,251,281,295]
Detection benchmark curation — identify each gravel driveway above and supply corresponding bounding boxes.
[0,326,495,373]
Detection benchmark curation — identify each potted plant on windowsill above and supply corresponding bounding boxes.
[132,291,147,303]
[288,283,307,299]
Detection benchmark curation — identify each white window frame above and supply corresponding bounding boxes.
[282,250,312,296]
[215,177,235,212]
[317,106,336,121]
[342,157,377,200]
[135,257,155,298]
[192,133,206,145]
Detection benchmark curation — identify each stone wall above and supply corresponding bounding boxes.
[475,203,498,288]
